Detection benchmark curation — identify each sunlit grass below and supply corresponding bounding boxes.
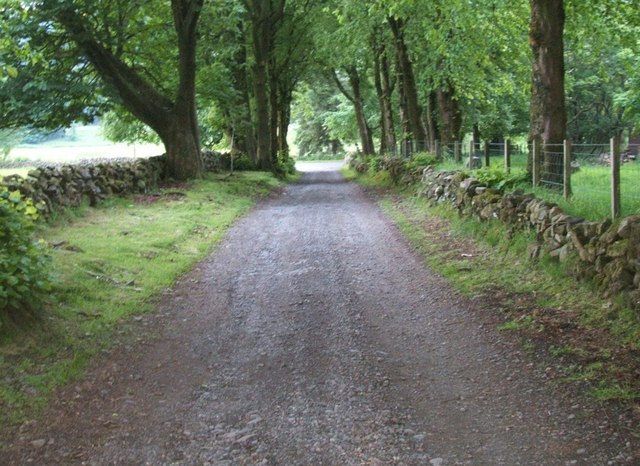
[437,152,640,221]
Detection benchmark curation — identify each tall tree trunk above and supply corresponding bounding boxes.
[395,51,410,142]
[248,1,273,170]
[529,0,566,180]
[277,83,293,157]
[372,36,396,155]
[229,24,256,160]
[269,67,279,164]
[473,123,481,145]
[388,16,426,150]
[56,0,204,180]
[169,0,203,179]
[424,91,438,152]
[347,68,375,156]
[332,68,375,156]
[436,84,462,144]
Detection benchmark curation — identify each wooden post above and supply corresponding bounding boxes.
[454,141,460,163]
[563,139,572,199]
[484,141,490,167]
[611,136,621,218]
[532,138,541,186]
[434,140,439,159]
[504,138,511,174]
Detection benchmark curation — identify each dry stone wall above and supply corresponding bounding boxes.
[419,167,640,311]
[1,156,165,216]
[0,150,242,217]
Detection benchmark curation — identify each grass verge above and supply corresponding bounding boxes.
[0,171,281,426]
[345,166,640,408]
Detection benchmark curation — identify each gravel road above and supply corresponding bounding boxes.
[3,162,638,465]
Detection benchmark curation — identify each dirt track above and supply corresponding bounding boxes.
[2,163,638,465]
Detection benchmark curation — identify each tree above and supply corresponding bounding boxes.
[242,0,284,170]
[387,15,427,149]
[529,0,567,146]
[371,26,397,154]
[1,0,204,180]
[332,68,375,156]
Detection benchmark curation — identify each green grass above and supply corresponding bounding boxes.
[439,154,640,221]
[6,124,162,164]
[341,167,395,188]
[538,162,640,220]
[0,172,281,425]
[591,382,639,402]
[497,315,537,331]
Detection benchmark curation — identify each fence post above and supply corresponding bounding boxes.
[454,141,460,163]
[434,140,439,159]
[563,139,572,199]
[504,139,511,174]
[611,135,621,218]
[484,141,490,167]
[532,137,541,187]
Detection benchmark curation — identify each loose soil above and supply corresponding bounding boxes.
[1,163,638,465]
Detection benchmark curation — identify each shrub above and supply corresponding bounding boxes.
[368,156,384,173]
[407,152,437,170]
[471,166,528,191]
[232,153,257,171]
[273,153,296,179]
[0,187,51,316]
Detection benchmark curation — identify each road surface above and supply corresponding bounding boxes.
[2,162,637,465]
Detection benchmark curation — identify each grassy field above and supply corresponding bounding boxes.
[439,151,640,220]
[3,124,163,170]
[0,172,281,426]
[0,167,34,178]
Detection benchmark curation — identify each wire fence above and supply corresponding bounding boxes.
[384,136,640,220]
[619,143,640,216]
[540,143,564,191]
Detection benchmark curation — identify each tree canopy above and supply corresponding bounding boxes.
[1,0,639,178]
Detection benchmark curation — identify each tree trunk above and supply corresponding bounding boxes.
[229,23,256,161]
[388,16,426,149]
[269,67,279,164]
[277,83,293,157]
[424,91,438,152]
[56,0,204,180]
[332,68,375,156]
[162,116,202,180]
[347,68,375,156]
[372,36,396,155]
[169,0,203,177]
[529,0,566,180]
[436,84,462,144]
[395,51,410,143]
[473,123,481,145]
[249,2,273,170]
